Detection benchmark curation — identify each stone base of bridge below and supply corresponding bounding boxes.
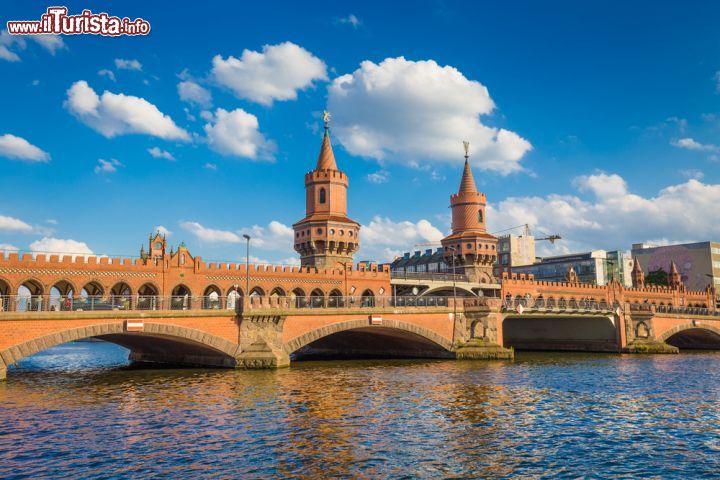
[455,339,514,360]
[622,340,679,354]
[236,341,290,369]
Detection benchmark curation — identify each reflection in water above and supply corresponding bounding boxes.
[2,343,720,478]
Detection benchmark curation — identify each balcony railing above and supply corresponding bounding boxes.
[0,294,458,313]
[654,305,720,317]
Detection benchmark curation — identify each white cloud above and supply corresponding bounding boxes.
[328,57,532,175]
[0,134,49,162]
[0,30,65,61]
[147,147,175,161]
[65,81,189,140]
[114,58,142,71]
[29,237,93,258]
[180,221,242,243]
[0,214,34,233]
[238,221,294,250]
[212,42,327,105]
[94,158,122,174]
[0,243,19,253]
[358,216,444,262]
[30,35,65,54]
[98,69,116,82]
[204,163,218,170]
[204,108,275,159]
[487,173,720,255]
[366,170,389,184]
[338,14,362,28]
[200,110,214,122]
[178,80,212,107]
[671,137,719,152]
[154,225,172,236]
[679,169,704,180]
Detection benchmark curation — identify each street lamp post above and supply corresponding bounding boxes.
[243,234,251,303]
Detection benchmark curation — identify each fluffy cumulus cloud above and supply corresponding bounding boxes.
[29,237,93,256]
[212,42,327,105]
[0,134,49,162]
[180,221,242,243]
[487,172,720,255]
[114,58,142,71]
[0,243,19,253]
[366,170,390,184]
[147,147,175,160]
[671,137,719,152]
[238,221,294,250]
[203,108,275,159]
[359,216,444,261]
[64,81,189,140]
[177,80,212,108]
[327,57,532,174]
[0,214,34,233]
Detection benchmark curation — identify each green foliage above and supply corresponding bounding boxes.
[646,268,668,286]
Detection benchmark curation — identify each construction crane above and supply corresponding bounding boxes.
[490,223,561,244]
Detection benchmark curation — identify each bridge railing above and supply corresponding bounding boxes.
[655,305,720,317]
[390,271,469,283]
[502,296,616,313]
[0,294,460,313]
[243,295,456,310]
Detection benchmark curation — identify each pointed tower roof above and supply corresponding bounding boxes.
[315,111,338,171]
[632,257,643,274]
[670,261,679,274]
[458,159,478,194]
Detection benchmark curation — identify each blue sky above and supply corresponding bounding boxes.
[1,1,719,264]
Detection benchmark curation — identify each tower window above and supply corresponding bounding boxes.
[478,210,483,222]
[319,188,326,204]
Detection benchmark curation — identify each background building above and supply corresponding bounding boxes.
[509,250,632,286]
[631,241,720,291]
[494,233,536,277]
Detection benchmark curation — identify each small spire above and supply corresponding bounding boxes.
[315,111,338,171]
[670,261,679,274]
[458,142,478,194]
[632,257,642,272]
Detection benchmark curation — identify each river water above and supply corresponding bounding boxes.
[2,342,720,479]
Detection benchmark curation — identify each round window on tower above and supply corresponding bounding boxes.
[339,230,345,236]
[349,230,354,237]
[317,228,323,235]
[330,229,335,235]
[154,242,162,249]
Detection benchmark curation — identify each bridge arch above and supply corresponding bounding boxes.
[81,280,104,297]
[502,313,617,352]
[0,322,241,374]
[284,318,454,360]
[658,323,720,350]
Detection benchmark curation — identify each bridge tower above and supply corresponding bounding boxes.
[293,112,360,269]
[441,143,498,284]
[631,257,645,288]
[669,261,683,289]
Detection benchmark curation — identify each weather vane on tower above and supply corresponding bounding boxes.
[323,110,331,130]
[463,140,470,160]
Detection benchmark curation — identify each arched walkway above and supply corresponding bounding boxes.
[284,318,454,360]
[0,322,241,375]
[17,279,44,311]
[0,278,12,311]
[171,284,192,310]
[203,285,222,310]
[291,288,306,308]
[360,289,375,307]
[660,324,720,350]
[49,280,76,311]
[328,289,344,307]
[110,282,132,310]
[421,285,476,297]
[138,283,159,310]
[310,288,325,308]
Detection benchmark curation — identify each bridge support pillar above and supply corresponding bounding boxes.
[622,340,678,354]
[455,338,514,360]
[236,341,290,369]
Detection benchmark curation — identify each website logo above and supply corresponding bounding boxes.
[6,7,151,36]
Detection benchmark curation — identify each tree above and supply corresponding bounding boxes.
[646,268,668,286]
